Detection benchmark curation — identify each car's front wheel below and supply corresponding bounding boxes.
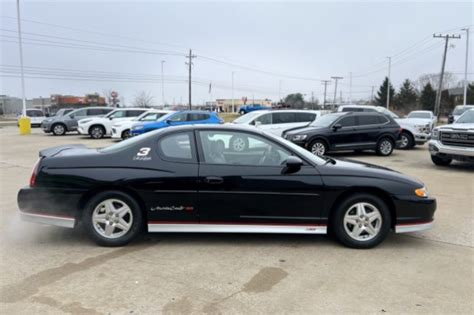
[398,131,414,150]
[82,191,143,246]
[332,194,391,249]
[121,129,131,140]
[431,155,452,166]
[52,123,66,136]
[376,137,394,156]
[310,139,327,156]
[89,125,105,139]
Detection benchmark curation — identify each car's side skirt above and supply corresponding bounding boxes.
[148,222,327,234]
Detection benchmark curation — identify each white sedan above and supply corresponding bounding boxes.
[406,110,437,130]
[78,108,148,139]
[111,110,174,140]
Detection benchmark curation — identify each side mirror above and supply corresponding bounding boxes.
[283,156,303,174]
[332,124,342,131]
[166,119,172,124]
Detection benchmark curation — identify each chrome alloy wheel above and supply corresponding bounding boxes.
[92,199,133,239]
[399,134,409,149]
[232,137,246,152]
[91,127,104,139]
[311,142,326,156]
[343,202,382,241]
[53,124,65,135]
[379,139,392,155]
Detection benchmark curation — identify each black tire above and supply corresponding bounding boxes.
[230,135,248,152]
[398,131,414,150]
[376,137,394,156]
[309,139,328,156]
[121,129,131,140]
[89,125,105,139]
[331,193,391,249]
[431,155,452,166]
[51,123,66,136]
[82,191,143,247]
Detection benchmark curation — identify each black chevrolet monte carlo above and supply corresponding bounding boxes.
[18,125,436,249]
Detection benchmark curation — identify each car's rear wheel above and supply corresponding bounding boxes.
[121,129,131,140]
[332,194,391,249]
[310,139,327,156]
[82,191,143,246]
[230,135,248,152]
[376,137,394,156]
[52,123,66,136]
[89,125,105,139]
[431,155,452,166]
[399,131,414,150]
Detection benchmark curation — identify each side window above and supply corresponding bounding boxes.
[272,112,296,124]
[199,131,291,166]
[127,110,145,117]
[377,115,389,124]
[109,110,127,119]
[253,113,272,125]
[357,115,379,126]
[72,109,87,117]
[158,132,194,162]
[295,112,316,122]
[337,116,357,127]
[187,113,210,121]
[87,108,104,116]
[342,107,361,112]
[169,112,187,122]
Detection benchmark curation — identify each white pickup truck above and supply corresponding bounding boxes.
[428,109,474,166]
[337,105,431,149]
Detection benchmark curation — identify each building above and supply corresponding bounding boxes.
[49,93,107,113]
[0,95,33,115]
[215,98,272,112]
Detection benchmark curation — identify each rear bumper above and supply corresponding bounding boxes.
[17,187,84,228]
[393,194,436,233]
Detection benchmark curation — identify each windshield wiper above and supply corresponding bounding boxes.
[321,155,336,165]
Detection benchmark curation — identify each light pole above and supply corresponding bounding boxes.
[161,60,165,106]
[331,76,343,108]
[16,0,30,134]
[386,56,391,109]
[231,71,235,113]
[462,28,470,106]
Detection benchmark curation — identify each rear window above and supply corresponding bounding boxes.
[377,115,390,124]
[87,108,107,116]
[295,112,316,122]
[187,113,210,121]
[158,132,194,161]
[27,110,44,117]
[127,110,146,117]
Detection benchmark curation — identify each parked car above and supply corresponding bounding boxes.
[78,108,148,139]
[338,105,430,150]
[429,109,474,166]
[283,112,401,156]
[112,110,174,140]
[130,110,223,136]
[42,107,114,136]
[51,108,74,117]
[17,124,435,249]
[232,109,322,137]
[448,105,474,124]
[238,104,271,115]
[406,110,437,130]
[17,109,47,127]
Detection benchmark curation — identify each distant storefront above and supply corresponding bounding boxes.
[216,98,272,112]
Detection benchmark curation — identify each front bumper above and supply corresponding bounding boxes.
[17,187,85,228]
[413,132,431,144]
[78,125,88,135]
[41,123,52,133]
[428,140,474,161]
[393,194,436,233]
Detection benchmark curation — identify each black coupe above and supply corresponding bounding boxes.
[18,125,436,248]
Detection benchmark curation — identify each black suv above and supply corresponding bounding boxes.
[283,112,401,156]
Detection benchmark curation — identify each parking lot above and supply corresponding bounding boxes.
[0,126,472,314]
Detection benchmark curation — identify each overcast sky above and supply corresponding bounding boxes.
[1,0,472,105]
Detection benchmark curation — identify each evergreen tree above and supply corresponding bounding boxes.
[396,79,418,112]
[419,82,436,111]
[375,77,395,108]
[467,83,474,104]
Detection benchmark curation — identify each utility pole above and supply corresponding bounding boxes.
[349,72,352,104]
[161,60,165,106]
[462,28,470,106]
[386,57,391,109]
[231,71,235,113]
[321,80,331,109]
[185,49,196,110]
[433,33,461,117]
[371,86,375,104]
[331,76,343,108]
[278,80,282,103]
[311,91,315,109]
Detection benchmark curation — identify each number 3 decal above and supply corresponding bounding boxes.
[137,147,151,156]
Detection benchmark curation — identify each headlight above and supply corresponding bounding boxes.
[415,124,430,133]
[80,119,92,124]
[132,125,144,130]
[415,187,428,198]
[431,128,439,140]
[292,134,307,141]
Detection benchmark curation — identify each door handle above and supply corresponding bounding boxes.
[204,176,224,185]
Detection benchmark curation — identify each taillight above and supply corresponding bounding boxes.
[30,159,41,187]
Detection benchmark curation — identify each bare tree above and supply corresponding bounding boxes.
[416,72,458,91]
[132,91,154,108]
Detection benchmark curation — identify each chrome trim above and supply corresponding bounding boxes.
[429,140,474,157]
[20,212,75,228]
[148,223,327,234]
[395,221,433,233]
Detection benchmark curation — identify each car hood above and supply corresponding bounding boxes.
[323,157,424,187]
[437,123,474,131]
[285,125,327,135]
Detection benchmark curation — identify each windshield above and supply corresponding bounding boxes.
[310,113,345,127]
[139,112,170,122]
[456,110,474,123]
[375,107,399,119]
[408,112,431,119]
[453,106,474,115]
[233,111,266,124]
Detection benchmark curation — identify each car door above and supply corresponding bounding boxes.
[66,108,87,131]
[328,115,358,150]
[141,131,200,225]
[196,129,324,226]
[259,112,295,136]
[351,114,381,148]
